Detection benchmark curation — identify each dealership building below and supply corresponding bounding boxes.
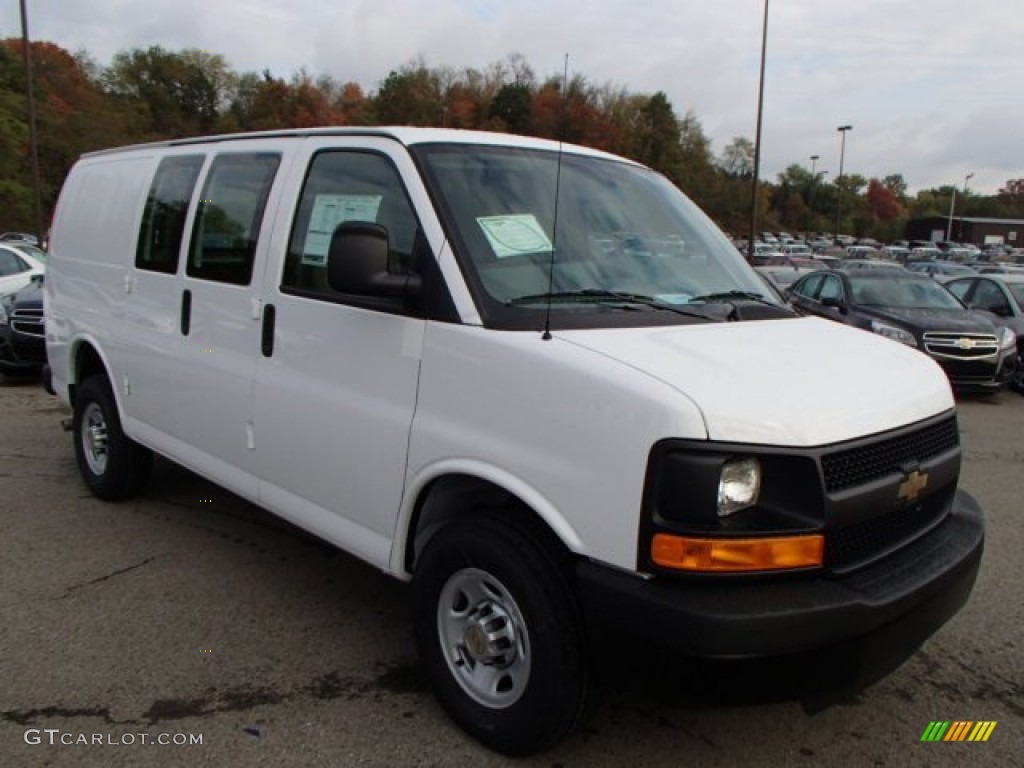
[906,216,1024,246]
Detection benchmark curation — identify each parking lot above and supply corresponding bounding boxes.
[1,380,1021,767]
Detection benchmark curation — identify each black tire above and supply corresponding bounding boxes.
[413,514,588,755]
[73,375,152,500]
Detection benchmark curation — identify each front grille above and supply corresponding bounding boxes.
[11,308,44,338]
[826,486,954,572]
[821,416,959,493]
[923,332,998,359]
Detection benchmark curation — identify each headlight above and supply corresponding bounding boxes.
[0,302,8,326]
[870,320,917,347]
[717,457,761,517]
[999,326,1016,350]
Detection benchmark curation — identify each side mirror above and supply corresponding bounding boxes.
[821,295,846,312]
[991,303,1013,318]
[326,222,421,299]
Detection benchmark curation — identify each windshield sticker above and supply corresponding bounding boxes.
[654,293,694,305]
[477,214,553,259]
[301,194,383,266]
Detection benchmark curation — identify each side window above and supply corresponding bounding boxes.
[0,249,27,275]
[793,273,824,300]
[972,280,1010,314]
[187,153,280,286]
[945,279,972,302]
[135,155,204,274]
[283,151,420,298]
[818,275,844,302]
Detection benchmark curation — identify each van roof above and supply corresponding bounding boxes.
[81,126,631,163]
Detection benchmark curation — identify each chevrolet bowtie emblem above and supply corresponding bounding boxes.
[898,469,929,502]
[956,337,976,350]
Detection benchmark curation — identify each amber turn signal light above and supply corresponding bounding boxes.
[651,532,824,572]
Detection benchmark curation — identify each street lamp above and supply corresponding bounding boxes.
[834,125,852,241]
[746,0,770,264]
[808,168,827,233]
[951,171,975,242]
[805,156,820,232]
[19,0,44,245]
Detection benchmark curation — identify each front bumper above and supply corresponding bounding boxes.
[577,489,983,660]
[937,351,1018,393]
[0,330,46,375]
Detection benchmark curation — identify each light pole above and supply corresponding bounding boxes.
[805,156,819,232]
[19,0,44,245]
[956,172,974,242]
[834,125,852,242]
[746,0,770,264]
[808,169,827,233]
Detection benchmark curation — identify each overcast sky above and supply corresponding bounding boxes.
[2,0,1021,195]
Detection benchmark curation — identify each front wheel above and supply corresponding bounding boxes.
[73,375,152,500]
[413,515,588,755]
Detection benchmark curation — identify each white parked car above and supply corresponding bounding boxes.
[45,127,984,754]
[0,243,44,298]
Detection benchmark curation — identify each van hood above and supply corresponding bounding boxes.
[557,316,953,447]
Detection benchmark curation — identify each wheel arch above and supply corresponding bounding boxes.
[67,337,115,407]
[393,462,585,578]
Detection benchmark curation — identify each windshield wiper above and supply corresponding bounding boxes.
[689,290,780,308]
[505,289,720,321]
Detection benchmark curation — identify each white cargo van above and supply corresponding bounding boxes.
[45,128,983,754]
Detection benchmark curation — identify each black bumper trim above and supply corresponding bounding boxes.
[577,489,983,659]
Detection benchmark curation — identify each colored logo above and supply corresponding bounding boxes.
[921,721,997,742]
[897,469,929,503]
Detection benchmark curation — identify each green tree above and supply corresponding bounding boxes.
[103,46,235,137]
[883,173,907,200]
[374,59,444,126]
[489,82,532,133]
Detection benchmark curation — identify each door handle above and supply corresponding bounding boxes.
[180,289,192,336]
[261,303,275,357]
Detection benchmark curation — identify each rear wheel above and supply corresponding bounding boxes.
[73,375,152,500]
[413,514,588,755]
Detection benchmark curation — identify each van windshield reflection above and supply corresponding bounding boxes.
[415,143,776,327]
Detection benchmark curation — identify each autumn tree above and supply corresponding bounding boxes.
[865,178,906,221]
[0,39,138,231]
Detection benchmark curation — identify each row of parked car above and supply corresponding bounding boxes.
[4,229,1023,397]
[0,235,47,377]
[758,259,1024,395]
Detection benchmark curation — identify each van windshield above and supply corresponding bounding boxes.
[414,143,781,329]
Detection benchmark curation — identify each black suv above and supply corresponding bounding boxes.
[789,270,1018,392]
[0,275,46,377]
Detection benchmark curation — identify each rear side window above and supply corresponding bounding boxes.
[135,155,204,274]
[187,153,280,286]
